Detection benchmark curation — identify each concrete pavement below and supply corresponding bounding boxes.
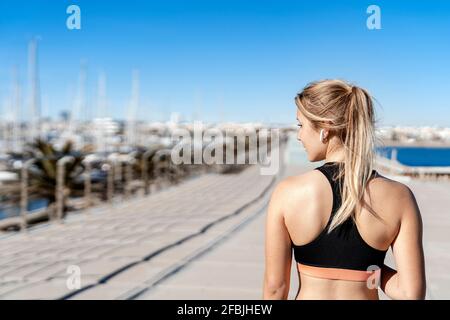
[0,163,276,299]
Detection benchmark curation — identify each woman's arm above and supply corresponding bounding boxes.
[379,185,426,300]
[263,180,293,300]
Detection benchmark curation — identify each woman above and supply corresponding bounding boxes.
[263,79,426,300]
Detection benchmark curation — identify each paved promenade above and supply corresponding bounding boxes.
[0,164,276,299]
[136,160,447,300]
[0,141,449,299]
[135,163,395,300]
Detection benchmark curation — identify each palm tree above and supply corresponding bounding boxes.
[18,138,85,218]
[132,144,187,190]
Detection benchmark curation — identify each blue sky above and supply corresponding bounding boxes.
[0,0,449,126]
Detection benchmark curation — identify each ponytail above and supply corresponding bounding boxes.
[328,85,381,233]
[294,79,383,233]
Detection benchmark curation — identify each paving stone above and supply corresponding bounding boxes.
[1,277,98,299]
[101,244,163,259]
[138,285,261,300]
[53,257,138,278]
[0,161,281,299]
[1,263,50,282]
[69,283,140,300]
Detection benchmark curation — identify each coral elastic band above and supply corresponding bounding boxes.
[297,263,381,282]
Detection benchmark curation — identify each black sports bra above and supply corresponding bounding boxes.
[291,162,388,275]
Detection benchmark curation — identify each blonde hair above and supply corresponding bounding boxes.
[295,79,384,233]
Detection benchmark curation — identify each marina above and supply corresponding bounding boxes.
[1,0,449,302]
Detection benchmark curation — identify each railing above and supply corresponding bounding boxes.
[19,158,37,231]
[375,155,450,178]
[55,156,75,223]
[1,133,289,231]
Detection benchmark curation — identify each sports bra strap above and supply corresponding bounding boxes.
[314,164,341,222]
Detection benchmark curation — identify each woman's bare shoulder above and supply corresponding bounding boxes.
[368,171,416,201]
[365,172,421,226]
[275,169,412,197]
[274,169,416,217]
[270,170,327,208]
[273,170,320,194]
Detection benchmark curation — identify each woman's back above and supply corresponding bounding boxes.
[263,79,425,300]
[282,162,404,299]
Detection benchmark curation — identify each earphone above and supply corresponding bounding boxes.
[319,129,324,142]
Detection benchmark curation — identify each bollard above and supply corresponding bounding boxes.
[152,149,172,191]
[142,149,154,195]
[82,157,95,210]
[106,153,120,204]
[124,151,137,199]
[55,156,75,223]
[20,158,37,231]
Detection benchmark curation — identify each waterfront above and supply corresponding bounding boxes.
[2,133,450,225]
[376,146,450,167]
[0,138,449,299]
[0,0,448,303]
